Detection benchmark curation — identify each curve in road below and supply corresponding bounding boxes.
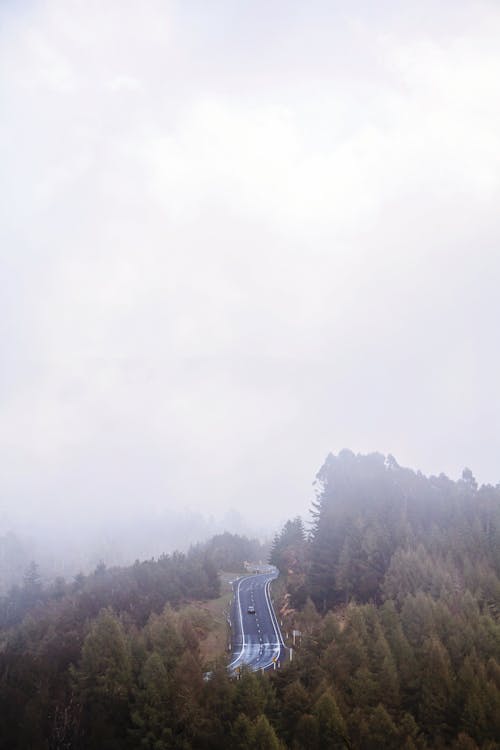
[228,569,286,673]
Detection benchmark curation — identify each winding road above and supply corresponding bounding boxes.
[228,568,286,672]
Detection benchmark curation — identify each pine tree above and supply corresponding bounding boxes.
[234,671,267,721]
[231,713,255,749]
[365,704,399,750]
[130,651,174,750]
[293,713,319,750]
[74,608,132,749]
[280,680,310,743]
[252,714,282,750]
[418,636,454,740]
[313,689,350,749]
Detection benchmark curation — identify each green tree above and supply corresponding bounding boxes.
[130,651,174,750]
[293,713,319,750]
[231,713,255,749]
[280,680,310,743]
[74,608,132,749]
[313,689,350,749]
[418,636,454,739]
[365,704,399,750]
[234,671,267,721]
[252,714,282,750]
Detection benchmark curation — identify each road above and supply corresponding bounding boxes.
[228,569,286,672]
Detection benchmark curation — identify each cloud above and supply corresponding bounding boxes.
[1,1,500,534]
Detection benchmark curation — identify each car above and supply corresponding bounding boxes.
[247,605,255,614]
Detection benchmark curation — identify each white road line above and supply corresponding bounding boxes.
[228,575,252,670]
[263,575,285,667]
[229,569,284,673]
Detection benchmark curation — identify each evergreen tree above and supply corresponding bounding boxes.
[130,651,173,750]
[313,689,350,749]
[74,608,132,749]
[252,714,282,750]
[364,704,399,750]
[279,680,310,744]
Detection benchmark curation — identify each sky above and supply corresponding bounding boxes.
[1,0,500,537]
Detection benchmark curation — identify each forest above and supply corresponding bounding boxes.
[1,451,500,748]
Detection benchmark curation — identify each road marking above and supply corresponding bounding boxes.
[228,575,253,670]
[228,569,284,673]
[263,576,284,667]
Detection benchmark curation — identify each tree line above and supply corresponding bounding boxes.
[270,450,500,748]
[2,451,500,748]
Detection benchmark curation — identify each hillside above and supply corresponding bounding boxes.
[1,453,500,748]
[271,451,500,748]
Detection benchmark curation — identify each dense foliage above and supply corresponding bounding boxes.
[0,548,219,633]
[2,452,500,748]
[273,451,500,748]
[307,451,500,613]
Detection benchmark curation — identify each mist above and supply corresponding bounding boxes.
[2,1,500,574]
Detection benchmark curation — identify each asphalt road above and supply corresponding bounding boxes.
[228,569,285,672]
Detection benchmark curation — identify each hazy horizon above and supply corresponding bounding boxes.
[2,1,500,541]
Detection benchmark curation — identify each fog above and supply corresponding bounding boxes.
[2,1,500,569]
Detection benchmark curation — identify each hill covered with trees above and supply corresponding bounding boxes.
[271,450,500,748]
[2,452,500,749]
[0,532,266,748]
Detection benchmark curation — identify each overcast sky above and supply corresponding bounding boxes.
[1,1,500,533]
